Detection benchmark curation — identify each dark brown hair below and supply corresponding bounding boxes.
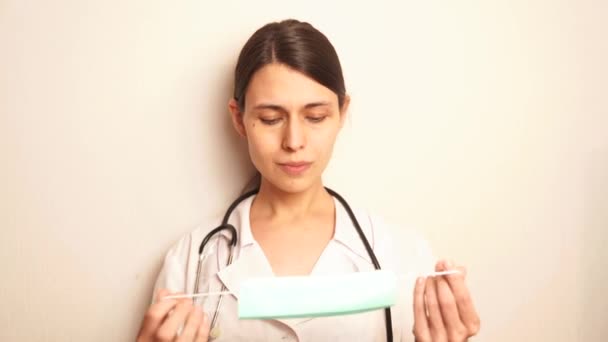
[233,19,346,112]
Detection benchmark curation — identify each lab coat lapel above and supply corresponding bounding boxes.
[215,193,272,299]
[216,245,314,327]
[216,244,274,299]
[332,197,376,268]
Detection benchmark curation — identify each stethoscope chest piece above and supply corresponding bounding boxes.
[209,326,221,339]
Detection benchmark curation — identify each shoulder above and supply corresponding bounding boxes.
[161,192,253,264]
[162,217,223,261]
[152,216,223,297]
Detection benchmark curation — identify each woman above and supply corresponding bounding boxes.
[137,19,480,342]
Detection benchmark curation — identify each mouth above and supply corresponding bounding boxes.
[277,161,312,175]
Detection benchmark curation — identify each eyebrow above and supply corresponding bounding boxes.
[252,101,331,112]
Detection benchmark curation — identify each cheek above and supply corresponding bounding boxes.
[312,128,339,161]
[246,129,279,165]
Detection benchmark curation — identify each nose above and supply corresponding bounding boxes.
[282,117,306,151]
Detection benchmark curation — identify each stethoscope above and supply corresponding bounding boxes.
[194,187,393,342]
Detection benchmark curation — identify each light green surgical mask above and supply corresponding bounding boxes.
[163,269,459,320]
[238,270,398,319]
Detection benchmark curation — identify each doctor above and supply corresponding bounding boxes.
[136,19,480,342]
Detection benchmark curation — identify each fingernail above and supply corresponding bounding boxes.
[447,259,454,268]
[417,277,425,285]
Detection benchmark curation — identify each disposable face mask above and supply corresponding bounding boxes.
[238,270,397,319]
[164,269,459,319]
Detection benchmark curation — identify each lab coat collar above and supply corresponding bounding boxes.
[216,244,315,327]
[231,192,372,256]
[233,193,256,249]
[216,243,273,299]
[331,196,375,265]
[216,193,256,249]
[218,195,374,290]
[216,193,266,298]
[215,245,315,326]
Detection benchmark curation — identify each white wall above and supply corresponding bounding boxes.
[1,0,606,341]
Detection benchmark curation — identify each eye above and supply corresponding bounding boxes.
[307,115,327,123]
[260,117,282,125]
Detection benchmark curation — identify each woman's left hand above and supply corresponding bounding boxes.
[412,260,480,342]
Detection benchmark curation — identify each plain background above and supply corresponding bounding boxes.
[1,0,606,340]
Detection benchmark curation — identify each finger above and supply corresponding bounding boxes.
[437,276,467,341]
[444,261,480,335]
[412,277,430,341]
[195,313,210,342]
[155,299,193,341]
[444,260,467,277]
[175,306,204,342]
[156,288,171,302]
[425,276,447,341]
[138,297,179,339]
[435,259,446,272]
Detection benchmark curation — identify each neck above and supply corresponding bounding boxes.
[252,178,333,220]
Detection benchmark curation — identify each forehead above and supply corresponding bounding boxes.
[245,63,338,109]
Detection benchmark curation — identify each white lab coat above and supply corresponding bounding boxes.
[153,194,434,341]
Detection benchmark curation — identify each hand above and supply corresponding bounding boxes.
[137,289,210,342]
[412,260,480,342]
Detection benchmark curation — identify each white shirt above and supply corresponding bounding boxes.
[153,194,434,341]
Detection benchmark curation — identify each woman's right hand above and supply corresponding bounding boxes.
[137,289,210,342]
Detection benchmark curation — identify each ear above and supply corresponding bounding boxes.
[339,95,350,128]
[228,98,247,137]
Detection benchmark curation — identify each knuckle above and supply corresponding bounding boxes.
[412,328,430,342]
[448,325,468,342]
[194,305,204,316]
[466,318,481,335]
[455,293,471,307]
[426,298,439,310]
[191,309,204,324]
[198,324,210,339]
[433,331,448,342]
[155,328,175,342]
[454,293,471,305]
[145,308,163,322]
[448,333,466,342]
[179,299,193,309]
[438,295,453,308]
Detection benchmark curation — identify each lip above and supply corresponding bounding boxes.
[278,161,312,175]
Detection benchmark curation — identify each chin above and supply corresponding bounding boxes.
[267,175,319,194]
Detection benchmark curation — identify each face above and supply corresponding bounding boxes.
[229,63,349,194]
